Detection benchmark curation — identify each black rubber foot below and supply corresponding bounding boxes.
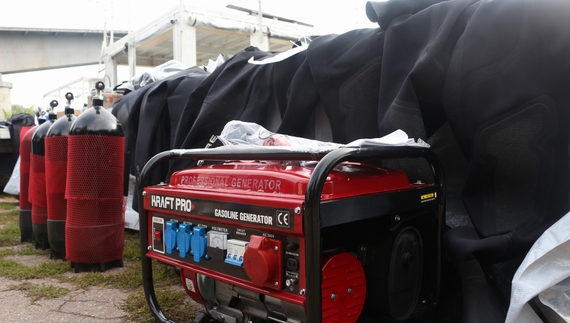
[50,249,66,261]
[19,209,34,243]
[70,259,124,273]
[48,220,66,260]
[32,223,50,250]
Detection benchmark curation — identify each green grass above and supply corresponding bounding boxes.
[123,230,142,261]
[10,281,70,301]
[124,288,202,323]
[0,193,200,322]
[0,201,19,211]
[65,258,180,290]
[0,245,49,257]
[0,221,22,246]
[0,258,70,280]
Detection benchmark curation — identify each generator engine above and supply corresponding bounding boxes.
[140,146,443,323]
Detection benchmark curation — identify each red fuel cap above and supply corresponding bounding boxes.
[244,235,283,289]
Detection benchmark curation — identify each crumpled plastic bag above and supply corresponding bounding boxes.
[217,120,427,150]
[129,60,188,90]
[218,120,340,149]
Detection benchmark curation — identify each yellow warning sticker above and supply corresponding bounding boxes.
[420,192,436,203]
[421,193,434,200]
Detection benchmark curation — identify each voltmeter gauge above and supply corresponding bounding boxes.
[207,231,228,250]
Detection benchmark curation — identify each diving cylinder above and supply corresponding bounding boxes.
[19,125,37,242]
[66,82,125,272]
[45,92,76,260]
[29,100,58,249]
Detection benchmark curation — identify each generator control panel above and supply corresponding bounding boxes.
[150,209,302,293]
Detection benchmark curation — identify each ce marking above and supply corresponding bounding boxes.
[276,210,290,228]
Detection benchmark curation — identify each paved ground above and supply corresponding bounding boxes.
[0,252,135,323]
[0,195,149,323]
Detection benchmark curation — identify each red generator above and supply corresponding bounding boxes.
[139,146,444,323]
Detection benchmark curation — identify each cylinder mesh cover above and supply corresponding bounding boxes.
[65,134,125,263]
[29,153,47,224]
[19,126,35,210]
[45,136,69,221]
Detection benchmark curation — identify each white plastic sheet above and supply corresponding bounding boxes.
[3,156,19,196]
[124,175,139,231]
[539,278,570,322]
[218,120,426,150]
[506,211,570,323]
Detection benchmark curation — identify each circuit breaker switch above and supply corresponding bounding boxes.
[225,239,249,267]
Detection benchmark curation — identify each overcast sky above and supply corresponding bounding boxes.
[1,0,377,109]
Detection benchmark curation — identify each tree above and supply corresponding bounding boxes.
[4,104,35,119]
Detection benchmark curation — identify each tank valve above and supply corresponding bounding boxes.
[92,81,105,112]
[48,100,58,120]
[65,92,74,116]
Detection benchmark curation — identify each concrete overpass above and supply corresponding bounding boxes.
[0,27,127,75]
[0,27,126,116]
[1,2,315,109]
[101,3,315,88]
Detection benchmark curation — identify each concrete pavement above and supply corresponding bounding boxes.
[0,252,135,323]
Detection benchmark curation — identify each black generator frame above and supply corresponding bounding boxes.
[138,145,445,323]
